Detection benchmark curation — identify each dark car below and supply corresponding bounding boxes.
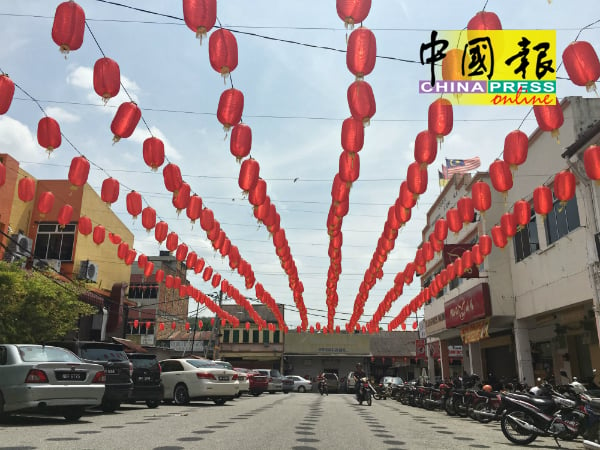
[236,368,269,396]
[47,341,133,412]
[127,353,163,408]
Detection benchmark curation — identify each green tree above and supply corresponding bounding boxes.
[0,261,96,343]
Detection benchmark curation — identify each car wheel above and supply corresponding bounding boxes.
[146,399,160,409]
[298,386,306,393]
[269,391,275,394]
[213,398,226,406]
[173,384,190,405]
[251,392,261,397]
[64,408,84,421]
[101,398,119,413]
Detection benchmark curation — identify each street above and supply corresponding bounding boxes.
[0,392,586,450]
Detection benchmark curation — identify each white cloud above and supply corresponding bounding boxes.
[0,116,40,163]
[44,106,80,124]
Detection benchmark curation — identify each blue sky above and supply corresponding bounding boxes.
[1,1,599,329]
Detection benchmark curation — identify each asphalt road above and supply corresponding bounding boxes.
[0,392,587,449]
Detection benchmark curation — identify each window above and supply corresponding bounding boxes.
[33,223,76,261]
[514,208,539,262]
[233,330,240,343]
[243,330,250,343]
[545,194,580,245]
[252,330,259,343]
[128,284,159,299]
[263,330,270,344]
[273,330,280,343]
[223,329,230,343]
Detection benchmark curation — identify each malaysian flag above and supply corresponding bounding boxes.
[442,157,481,177]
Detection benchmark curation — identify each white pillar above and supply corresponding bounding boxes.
[513,318,534,386]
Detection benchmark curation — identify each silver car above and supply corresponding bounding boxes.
[0,344,106,421]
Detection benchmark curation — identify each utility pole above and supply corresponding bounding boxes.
[212,290,223,360]
[188,304,200,357]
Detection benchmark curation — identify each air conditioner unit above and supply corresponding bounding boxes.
[6,233,33,257]
[79,260,98,283]
[33,259,61,273]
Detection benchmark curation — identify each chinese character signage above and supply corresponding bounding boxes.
[444,283,491,328]
[415,338,426,360]
[419,30,556,105]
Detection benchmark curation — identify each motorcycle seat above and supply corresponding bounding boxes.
[506,393,555,410]
[476,390,498,398]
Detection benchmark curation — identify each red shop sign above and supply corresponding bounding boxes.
[444,283,491,328]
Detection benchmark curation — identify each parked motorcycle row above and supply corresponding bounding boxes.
[371,375,600,446]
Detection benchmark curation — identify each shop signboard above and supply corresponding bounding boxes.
[444,283,491,328]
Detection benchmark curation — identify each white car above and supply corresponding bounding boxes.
[286,375,313,393]
[213,360,242,397]
[0,344,105,421]
[160,359,238,405]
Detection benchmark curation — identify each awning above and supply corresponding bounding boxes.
[78,290,106,308]
[112,337,147,353]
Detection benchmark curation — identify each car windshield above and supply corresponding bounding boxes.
[270,369,282,377]
[129,356,159,370]
[214,360,233,370]
[187,359,218,369]
[18,346,80,363]
[80,346,128,361]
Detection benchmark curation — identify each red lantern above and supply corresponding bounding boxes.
[472,244,484,265]
[155,221,168,244]
[186,251,198,270]
[428,98,453,142]
[163,163,183,193]
[126,191,142,219]
[166,232,178,252]
[230,124,252,161]
[165,275,174,289]
[92,225,105,245]
[185,322,191,331]
[347,80,376,126]
[513,200,531,227]
[172,182,191,213]
[462,250,473,269]
[203,266,213,282]
[562,41,600,92]
[111,102,141,143]
[93,57,120,102]
[533,103,564,142]
[489,159,513,194]
[52,1,85,55]
[57,204,73,228]
[37,117,61,154]
[500,212,517,238]
[239,158,260,191]
[125,249,136,266]
[143,137,165,171]
[142,207,156,232]
[209,29,238,78]
[467,11,502,31]
[554,170,576,204]
[171,321,177,330]
[145,321,151,330]
[491,225,507,249]
[200,208,215,232]
[457,196,474,224]
[533,186,553,216]
[37,191,55,215]
[109,232,121,245]
[399,181,417,210]
[339,151,360,183]
[341,117,364,153]
[211,273,221,288]
[138,254,148,269]
[217,88,244,131]
[117,242,129,259]
[423,242,434,261]
[68,156,89,187]
[175,243,188,262]
[479,234,492,256]
[346,27,376,79]
[429,234,443,253]
[159,322,165,331]
[186,195,203,224]
[101,177,120,205]
[414,130,437,167]
[194,258,205,274]
[78,216,92,236]
[446,208,462,233]
[503,130,528,170]
[0,74,15,114]
[249,179,267,206]
[584,145,600,181]
[336,0,371,28]
[434,218,448,242]
[18,177,36,202]
[395,199,411,224]
[406,161,427,197]
[155,269,165,284]
[133,319,139,329]
[471,181,491,213]
[182,0,216,41]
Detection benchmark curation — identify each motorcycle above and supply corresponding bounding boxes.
[422,382,452,411]
[469,388,503,423]
[499,380,585,445]
[356,377,372,406]
[318,378,328,396]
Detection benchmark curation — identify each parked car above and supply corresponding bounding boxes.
[320,372,340,393]
[236,368,268,396]
[213,360,241,397]
[282,376,294,393]
[47,341,133,412]
[232,368,252,397]
[0,344,105,421]
[126,353,163,408]
[160,358,237,405]
[255,369,284,394]
[286,375,313,393]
